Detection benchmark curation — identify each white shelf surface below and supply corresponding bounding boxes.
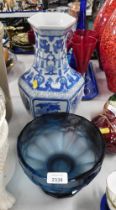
[0,7,92,18]
[0,10,42,18]
[7,55,114,210]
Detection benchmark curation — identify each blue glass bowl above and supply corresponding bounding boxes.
[17,113,105,198]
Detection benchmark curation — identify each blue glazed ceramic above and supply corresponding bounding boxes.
[82,62,99,100]
[67,53,99,100]
[18,13,84,117]
[17,112,105,198]
[100,194,110,210]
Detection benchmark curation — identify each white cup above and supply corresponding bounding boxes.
[106,171,116,210]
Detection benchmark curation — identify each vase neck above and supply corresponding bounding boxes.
[33,31,68,75]
[77,0,87,30]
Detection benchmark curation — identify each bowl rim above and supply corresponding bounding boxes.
[17,112,105,183]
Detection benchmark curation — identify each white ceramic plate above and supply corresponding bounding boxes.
[107,197,116,210]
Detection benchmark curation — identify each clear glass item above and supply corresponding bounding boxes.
[17,112,105,198]
[100,9,116,92]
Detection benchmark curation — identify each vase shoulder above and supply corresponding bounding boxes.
[20,66,84,93]
[19,63,84,117]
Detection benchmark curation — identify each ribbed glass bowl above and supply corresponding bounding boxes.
[17,113,105,198]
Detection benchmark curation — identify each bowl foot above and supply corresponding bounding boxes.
[43,188,78,198]
[47,154,75,173]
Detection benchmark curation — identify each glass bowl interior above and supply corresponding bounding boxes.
[17,113,105,182]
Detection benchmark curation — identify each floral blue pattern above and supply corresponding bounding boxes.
[19,26,84,117]
[22,33,82,92]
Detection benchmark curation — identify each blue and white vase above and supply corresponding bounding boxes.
[18,12,84,117]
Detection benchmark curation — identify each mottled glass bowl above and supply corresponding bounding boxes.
[17,113,105,198]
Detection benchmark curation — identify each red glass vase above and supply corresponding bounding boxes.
[94,0,116,40]
[94,0,116,70]
[100,9,116,92]
[71,30,97,75]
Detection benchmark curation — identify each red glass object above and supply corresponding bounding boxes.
[92,109,116,154]
[94,0,116,40]
[105,72,116,93]
[71,30,97,75]
[92,94,116,154]
[94,0,116,70]
[28,29,35,45]
[100,9,116,92]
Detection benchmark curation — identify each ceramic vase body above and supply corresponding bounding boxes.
[19,13,84,117]
[0,87,15,210]
[0,22,12,121]
[100,9,116,92]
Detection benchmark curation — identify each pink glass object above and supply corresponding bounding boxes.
[100,9,116,92]
[71,30,97,75]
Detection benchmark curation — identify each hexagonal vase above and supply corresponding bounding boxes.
[18,12,84,117]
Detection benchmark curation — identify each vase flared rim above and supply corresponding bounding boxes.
[28,12,76,31]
